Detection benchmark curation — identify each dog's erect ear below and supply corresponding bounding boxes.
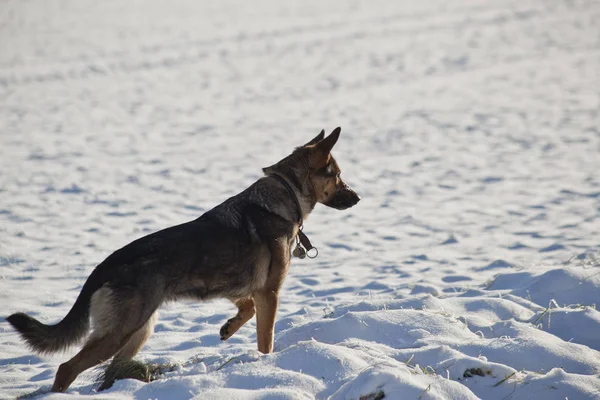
[303,129,325,147]
[311,127,341,168]
[316,127,341,154]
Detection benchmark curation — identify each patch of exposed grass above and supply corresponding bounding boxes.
[96,359,177,391]
[360,389,385,400]
[463,367,492,378]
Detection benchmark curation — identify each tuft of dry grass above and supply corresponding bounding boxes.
[462,367,492,378]
[97,359,176,391]
[359,390,385,400]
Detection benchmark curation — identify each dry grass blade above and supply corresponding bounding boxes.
[418,384,431,399]
[493,371,517,387]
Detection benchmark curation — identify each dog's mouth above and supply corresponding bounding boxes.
[324,187,360,210]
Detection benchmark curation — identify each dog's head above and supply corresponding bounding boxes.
[263,127,360,211]
[303,127,360,210]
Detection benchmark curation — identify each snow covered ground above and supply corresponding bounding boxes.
[1,0,599,398]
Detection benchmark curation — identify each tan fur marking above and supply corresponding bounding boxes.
[89,287,116,338]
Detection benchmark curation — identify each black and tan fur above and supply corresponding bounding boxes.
[6,127,360,392]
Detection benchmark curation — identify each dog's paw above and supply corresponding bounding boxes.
[220,319,233,341]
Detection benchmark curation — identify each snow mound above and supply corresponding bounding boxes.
[275,309,476,351]
[488,266,600,308]
[80,266,598,399]
[330,365,478,400]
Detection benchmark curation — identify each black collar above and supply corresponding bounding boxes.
[270,174,303,225]
[269,174,318,258]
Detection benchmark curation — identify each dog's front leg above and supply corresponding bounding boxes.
[254,240,290,354]
[254,289,279,353]
[220,297,255,341]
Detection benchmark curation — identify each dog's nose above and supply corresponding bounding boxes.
[342,189,360,208]
[325,184,361,210]
[347,185,360,201]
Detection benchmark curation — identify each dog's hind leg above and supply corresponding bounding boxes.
[219,297,255,341]
[112,311,157,361]
[52,287,160,392]
[52,332,130,392]
[97,311,158,391]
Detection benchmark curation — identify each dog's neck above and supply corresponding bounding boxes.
[267,173,315,222]
[268,173,318,257]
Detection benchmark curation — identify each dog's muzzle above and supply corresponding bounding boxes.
[324,183,360,210]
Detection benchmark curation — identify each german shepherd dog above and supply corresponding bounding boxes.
[6,127,359,392]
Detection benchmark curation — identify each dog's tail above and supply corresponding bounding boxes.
[6,267,106,354]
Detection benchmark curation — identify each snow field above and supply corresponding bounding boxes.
[1,0,599,398]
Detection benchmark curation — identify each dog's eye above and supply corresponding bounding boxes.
[316,167,335,177]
